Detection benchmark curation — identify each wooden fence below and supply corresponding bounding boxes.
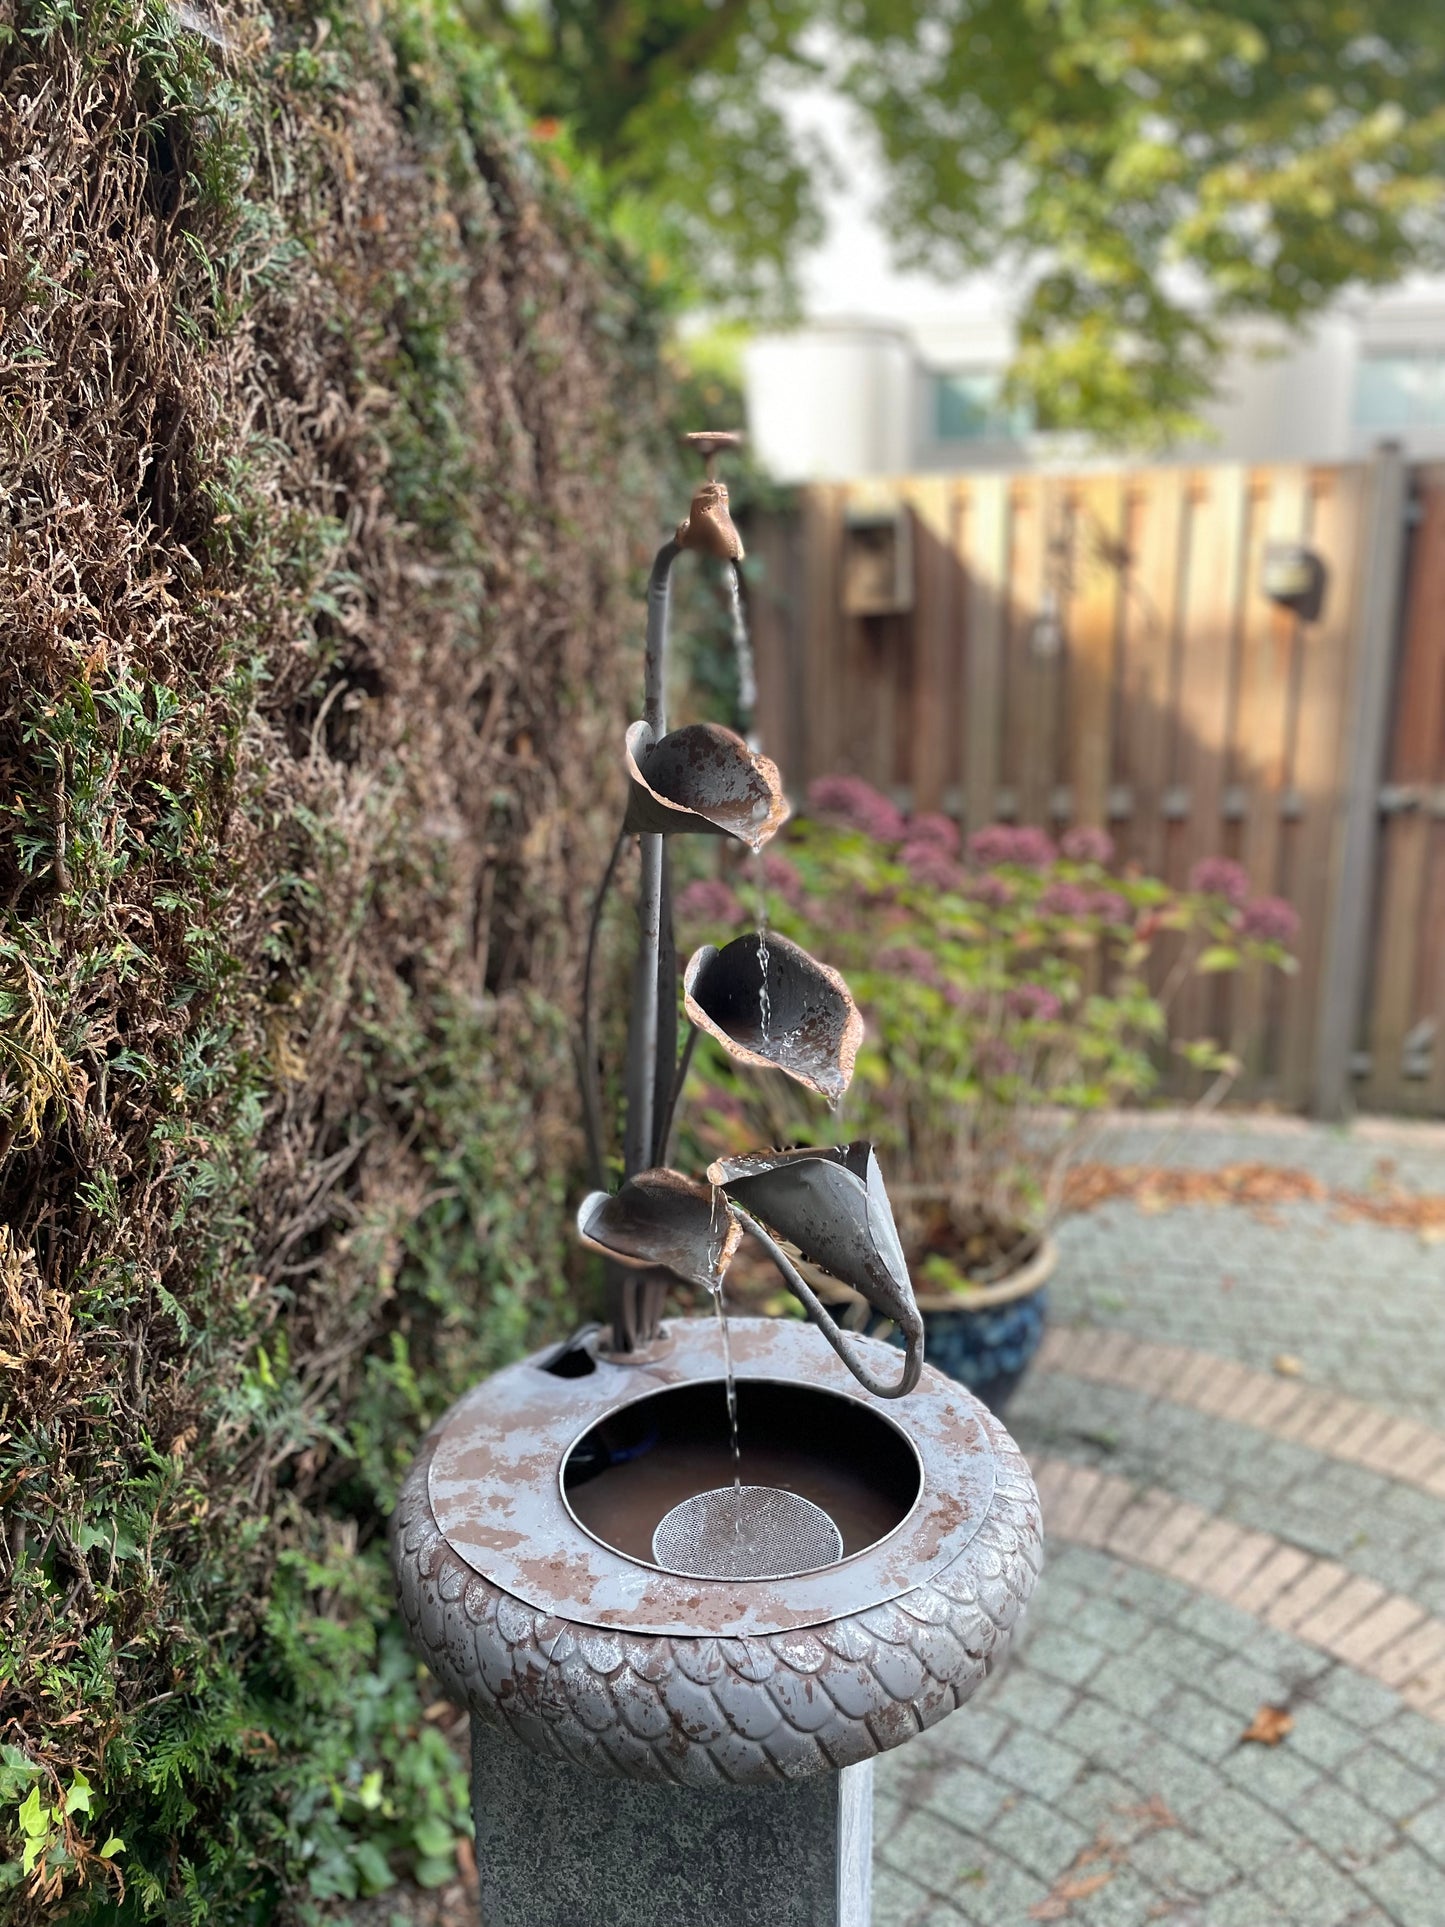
[747,452,1445,1116]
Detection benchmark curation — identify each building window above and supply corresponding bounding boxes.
[934,369,1031,442]
[1354,348,1445,431]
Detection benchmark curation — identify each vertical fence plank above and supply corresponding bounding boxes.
[749,514,791,769]
[1001,477,1043,822]
[1119,469,1185,876]
[1313,447,1408,1117]
[1025,480,1069,824]
[1276,467,1366,1106]
[1365,468,1445,1109]
[1230,468,1311,1075]
[903,477,955,814]
[1170,467,1247,1050]
[964,475,1009,833]
[801,485,843,788]
[1067,475,1125,828]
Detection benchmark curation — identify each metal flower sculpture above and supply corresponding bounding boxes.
[623,721,789,850]
[577,1170,740,1292]
[683,933,863,1102]
[708,1144,923,1398]
[574,431,925,1395]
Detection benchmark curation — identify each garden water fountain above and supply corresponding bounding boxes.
[392,437,1043,1926]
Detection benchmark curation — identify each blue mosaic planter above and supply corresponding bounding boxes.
[871,1234,1055,1417]
[913,1287,1049,1416]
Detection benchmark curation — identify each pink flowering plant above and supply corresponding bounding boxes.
[677,777,1298,1288]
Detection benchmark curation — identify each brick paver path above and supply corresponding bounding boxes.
[874,1116,1445,1926]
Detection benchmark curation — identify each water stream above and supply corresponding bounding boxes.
[709,1283,742,1494]
[726,562,757,739]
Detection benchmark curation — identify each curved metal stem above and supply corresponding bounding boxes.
[732,1207,924,1400]
[624,540,682,1184]
[578,827,627,1191]
[654,1024,698,1169]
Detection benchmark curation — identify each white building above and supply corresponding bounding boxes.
[743,289,1445,484]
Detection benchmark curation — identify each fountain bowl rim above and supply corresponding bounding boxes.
[424,1315,1003,1638]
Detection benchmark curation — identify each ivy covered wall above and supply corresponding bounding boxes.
[0,2,667,1916]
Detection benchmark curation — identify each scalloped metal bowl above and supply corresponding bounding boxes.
[391,1316,1043,1786]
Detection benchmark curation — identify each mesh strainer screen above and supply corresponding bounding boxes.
[651,1485,844,1580]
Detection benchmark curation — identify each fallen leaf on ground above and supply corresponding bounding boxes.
[1063,1160,1445,1242]
[1119,1795,1178,1829]
[1240,1704,1293,1745]
[1030,1872,1113,1920]
[1272,1353,1304,1377]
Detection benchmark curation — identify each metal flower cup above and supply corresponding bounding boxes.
[623,720,789,850]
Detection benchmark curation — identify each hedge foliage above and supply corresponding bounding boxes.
[0,1,668,1915]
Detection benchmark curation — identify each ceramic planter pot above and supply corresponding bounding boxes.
[392,1314,1042,1926]
[818,1232,1057,1417]
[907,1235,1057,1416]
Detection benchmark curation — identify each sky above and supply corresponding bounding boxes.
[782,75,1012,331]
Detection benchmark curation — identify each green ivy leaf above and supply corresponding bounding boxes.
[17,1786,52,1838]
[99,1836,125,1858]
[1196,945,1241,973]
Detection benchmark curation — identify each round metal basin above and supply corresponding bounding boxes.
[392,1316,1042,1786]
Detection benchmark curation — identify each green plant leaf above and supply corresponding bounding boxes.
[1196,945,1241,973]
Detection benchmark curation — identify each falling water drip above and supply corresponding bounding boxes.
[749,841,774,1045]
[726,563,757,740]
[709,1282,743,1497]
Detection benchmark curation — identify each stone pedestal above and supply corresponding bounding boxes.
[470,1718,872,1927]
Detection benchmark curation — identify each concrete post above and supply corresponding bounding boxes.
[469,1719,873,1927]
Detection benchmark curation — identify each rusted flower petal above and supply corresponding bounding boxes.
[623,721,790,852]
[576,1169,740,1291]
[683,933,863,1102]
[707,1143,919,1335]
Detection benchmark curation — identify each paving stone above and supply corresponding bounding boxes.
[1253,1843,1372,1926]
[988,1727,1087,1803]
[929,1705,1010,1767]
[1314,1668,1409,1731]
[984,1793,1091,1880]
[1070,1865,1174,1925]
[993,1671,1076,1733]
[1193,1787,1298,1872]
[1356,1841,1445,1927]
[1202,1887,1291,1927]
[1174,1593,1255,1653]
[1088,1652,1177,1719]
[930,1847,1050,1923]
[1021,1627,1109,1689]
[871,1866,946,1927]
[1127,1825,1237,1897]
[1055,1700,1155,1776]
[1132,1624,1232,1688]
[1220,1739,1321,1812]
[1336,1744,1435,1822]
[1401,1797,1445,1868]
[1068,1595,1153,1655]
[1381,1711,1445,1780]
[877,1811,996,1900]
[1285,1704,1373,1771]
[1157,1688,1251,1763]
[1291,1781,1396,1862]
[914,1760,1012,1835]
